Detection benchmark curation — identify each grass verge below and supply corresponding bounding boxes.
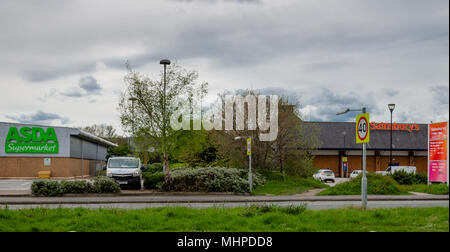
[318,173,409,196]
[400,184,449,195]
[253,172,328,195]
[0,206,447,232]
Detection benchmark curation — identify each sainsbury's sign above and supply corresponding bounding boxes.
[370,122,420,133]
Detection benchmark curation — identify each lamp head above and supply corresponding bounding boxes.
[388,104,395,112]
[234,136,242,140]
[160,59,171,65]
[336,108,350,115]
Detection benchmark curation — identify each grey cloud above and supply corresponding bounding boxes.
[6,110,70,125]
[60,89,85,98]
[23,64,95,83]
[430,85,449,105]
[56,76,102,98]
[383,89,399,98]
[170,0,260,3]
[79,76,102,94]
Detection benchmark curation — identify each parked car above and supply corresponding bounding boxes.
[106,157,144,189]
[350,170,363,179]
[313,169,335,183]
[376,166,417,176]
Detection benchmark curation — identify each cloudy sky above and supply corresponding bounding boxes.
[0,0,448,134]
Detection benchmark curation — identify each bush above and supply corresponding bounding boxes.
[31,176,120,196]
[60,180,96,194]
[96,170,106,177]
[318,173,407,195]
[163,167,265,193]
[31,179,63,196]
[142,163,163,173]
[390,171,428,185]
[93,176,121,193]
[143,172,165,189]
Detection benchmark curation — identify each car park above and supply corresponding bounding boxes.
[106,157,143,189]
[313,169,335,183]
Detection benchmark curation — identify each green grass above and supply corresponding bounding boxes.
[318,173,409,196]
[400,184,449,195]
[252,172,328,195]
[0,206,447,232]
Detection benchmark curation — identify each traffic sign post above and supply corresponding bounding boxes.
[247,137,252,193]
[356,109,369,208]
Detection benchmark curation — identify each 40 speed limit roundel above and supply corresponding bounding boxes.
[356,113,370,144]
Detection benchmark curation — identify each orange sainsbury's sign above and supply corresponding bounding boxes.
[370,122,420,133]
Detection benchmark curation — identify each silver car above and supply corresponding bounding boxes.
[313,169,335,183]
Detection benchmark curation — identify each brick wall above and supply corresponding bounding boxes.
[0,157,96,178]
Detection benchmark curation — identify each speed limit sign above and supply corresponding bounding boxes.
[356,113,370,144]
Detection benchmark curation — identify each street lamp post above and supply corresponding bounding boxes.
[388,104,395,167]
[343,131,346,177]
[235,136,252,193]
[337,107,368,208]
[129,97,137,149]
[160,59,170,173]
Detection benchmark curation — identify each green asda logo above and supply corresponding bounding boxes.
[5,127,59,154]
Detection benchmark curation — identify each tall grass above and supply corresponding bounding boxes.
[0,206,447,232]
[318,173,409,195]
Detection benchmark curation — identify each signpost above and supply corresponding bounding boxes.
[428,122,449,185]
[247,137,252,193]
[355,111,369,208]
[336,107,369,208]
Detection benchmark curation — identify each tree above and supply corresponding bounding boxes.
[212,90,319,177]
[271,97,320,176]
[79,124,119,141]
[118,63,208,182]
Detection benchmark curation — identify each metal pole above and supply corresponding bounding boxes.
[163,64,167,173]
[362,107,367,208]
[248,137,252,193]
[390,109,393,165]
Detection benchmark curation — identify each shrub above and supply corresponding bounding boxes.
[31,179,63,196]
[96,170,106,177]
[318,173,406,195]
[143,172,165,189]
[60,180,96,194]
[31,177,120,196]
[142,163,163,173]
[162,167,265,193]
[390,171,428,185]
[93,176,121,193]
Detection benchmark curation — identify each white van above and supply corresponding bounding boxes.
[106,157,143,189]
[376,166,416,176]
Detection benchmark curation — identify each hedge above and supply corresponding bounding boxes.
[143,172,165,189]
[389,171,428,185]
[161,167,265,193]
[31,176,120,196]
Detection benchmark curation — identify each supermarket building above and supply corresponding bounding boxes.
[0,122,117,178]
[308,121,428,177]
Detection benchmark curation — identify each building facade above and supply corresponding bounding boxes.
[308,121,428,177]
[0,122,117,178]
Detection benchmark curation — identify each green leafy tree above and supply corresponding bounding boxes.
[118,63,208,182]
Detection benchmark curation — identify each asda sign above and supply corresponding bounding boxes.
[5,127,59,154]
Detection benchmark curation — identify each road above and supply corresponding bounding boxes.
[1,194,448,210]
[2,200,448,210]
